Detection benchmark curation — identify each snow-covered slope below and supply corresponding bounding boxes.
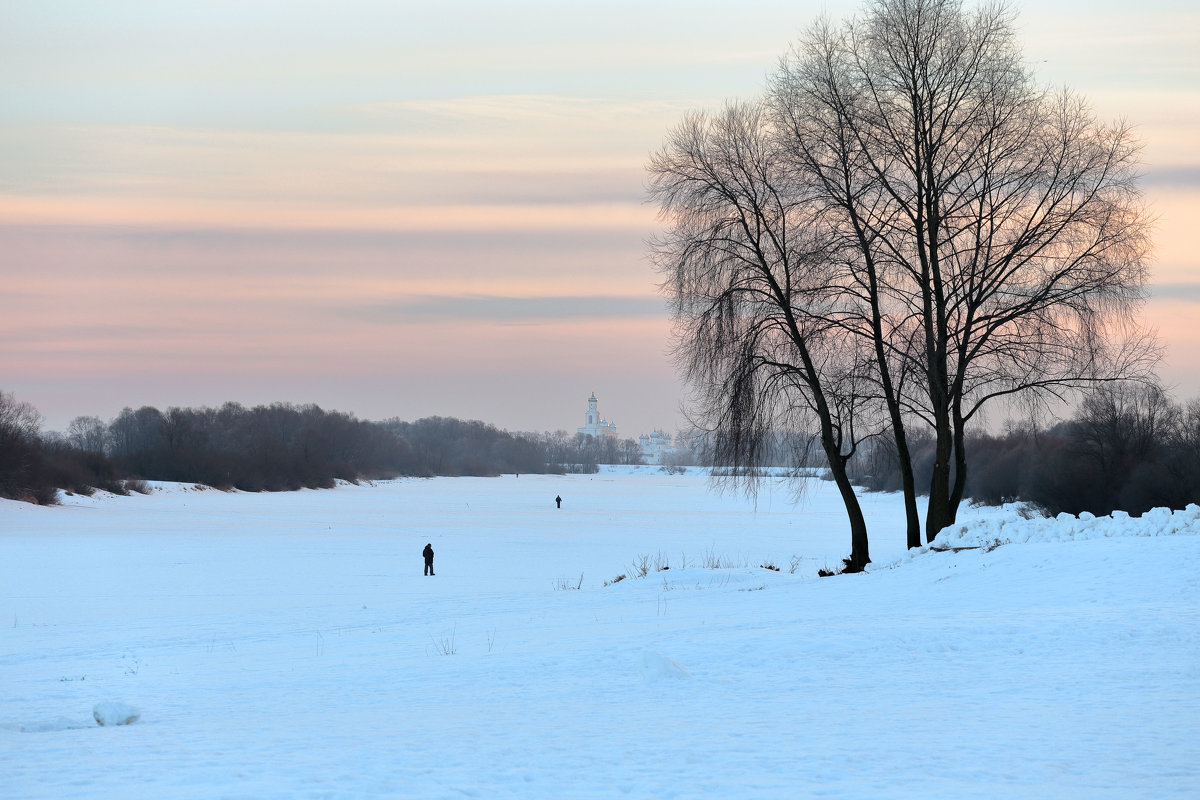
[2,474,1197,798]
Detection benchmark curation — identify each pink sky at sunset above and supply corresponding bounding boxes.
[2,0,1198,437]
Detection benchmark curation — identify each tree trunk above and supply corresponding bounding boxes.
[948,401,968,525]
[826,450,870,571]
[925,411,955,544]
[808,371,870,572]
[866,258,922,549]
[851,213,923,550]
[891,414,922,549]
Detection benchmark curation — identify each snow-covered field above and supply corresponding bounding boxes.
[2,467,1197,799]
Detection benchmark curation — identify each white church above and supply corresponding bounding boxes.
[637,429,674,464]
[577,392,619,441]
[576,392,675,464]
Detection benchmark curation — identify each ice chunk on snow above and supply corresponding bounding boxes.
[93,702,140,726]
[641,650,691,683]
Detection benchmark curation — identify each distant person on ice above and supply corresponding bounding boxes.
[423,543,435,576]
[555,495,562,509]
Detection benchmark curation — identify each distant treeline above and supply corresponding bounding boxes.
[851,384,1200,517]
[0,392,663,504]
[9,384,1194,515]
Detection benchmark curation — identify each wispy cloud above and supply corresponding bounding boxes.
[353,94,688,125]
[1141,166,1200,189]
[346,294,667,323]
[0,194,653,231]
[1150,282,1200,302]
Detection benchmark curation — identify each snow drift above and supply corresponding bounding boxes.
[929,503,1200,550]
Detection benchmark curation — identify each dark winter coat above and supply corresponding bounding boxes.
[422,544,434,564]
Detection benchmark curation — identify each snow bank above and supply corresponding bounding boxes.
[931,503,1200,549]
[597,464,700,476]
[92,702,140,727]
[1,718,91,734]
[596,463,818,477]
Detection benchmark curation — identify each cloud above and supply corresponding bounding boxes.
[358,94,652,122]
[0,194,654,232]
[1150,282,1200,302]
[0,324,180,345]
[346,294,667,323]
[1141,166,1200,188]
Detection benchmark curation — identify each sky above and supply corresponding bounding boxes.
[2,0,1198,437]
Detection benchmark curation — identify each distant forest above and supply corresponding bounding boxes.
[0,393,674,504]
[2,385,1197,517]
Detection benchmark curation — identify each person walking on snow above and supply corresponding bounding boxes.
[423,543,435,576]
[555,495,562,509]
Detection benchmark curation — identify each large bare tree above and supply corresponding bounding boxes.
[648,104,879,570]
[651,0,1156,552]
[769,0,1156,543]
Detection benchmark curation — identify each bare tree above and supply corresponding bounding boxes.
[1073,382,1178,481]
[767,0,1156,542]
[0,390,44,501]
[620,438,644,465]
[67,415,107,453]
[648,103,881,570]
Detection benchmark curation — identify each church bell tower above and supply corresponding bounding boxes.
[586,392,598,426]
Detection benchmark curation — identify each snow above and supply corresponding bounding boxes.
[640,650,693,684]
[91,701,140,727]
[2,471,1198,798]
[929,502,1200,547]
